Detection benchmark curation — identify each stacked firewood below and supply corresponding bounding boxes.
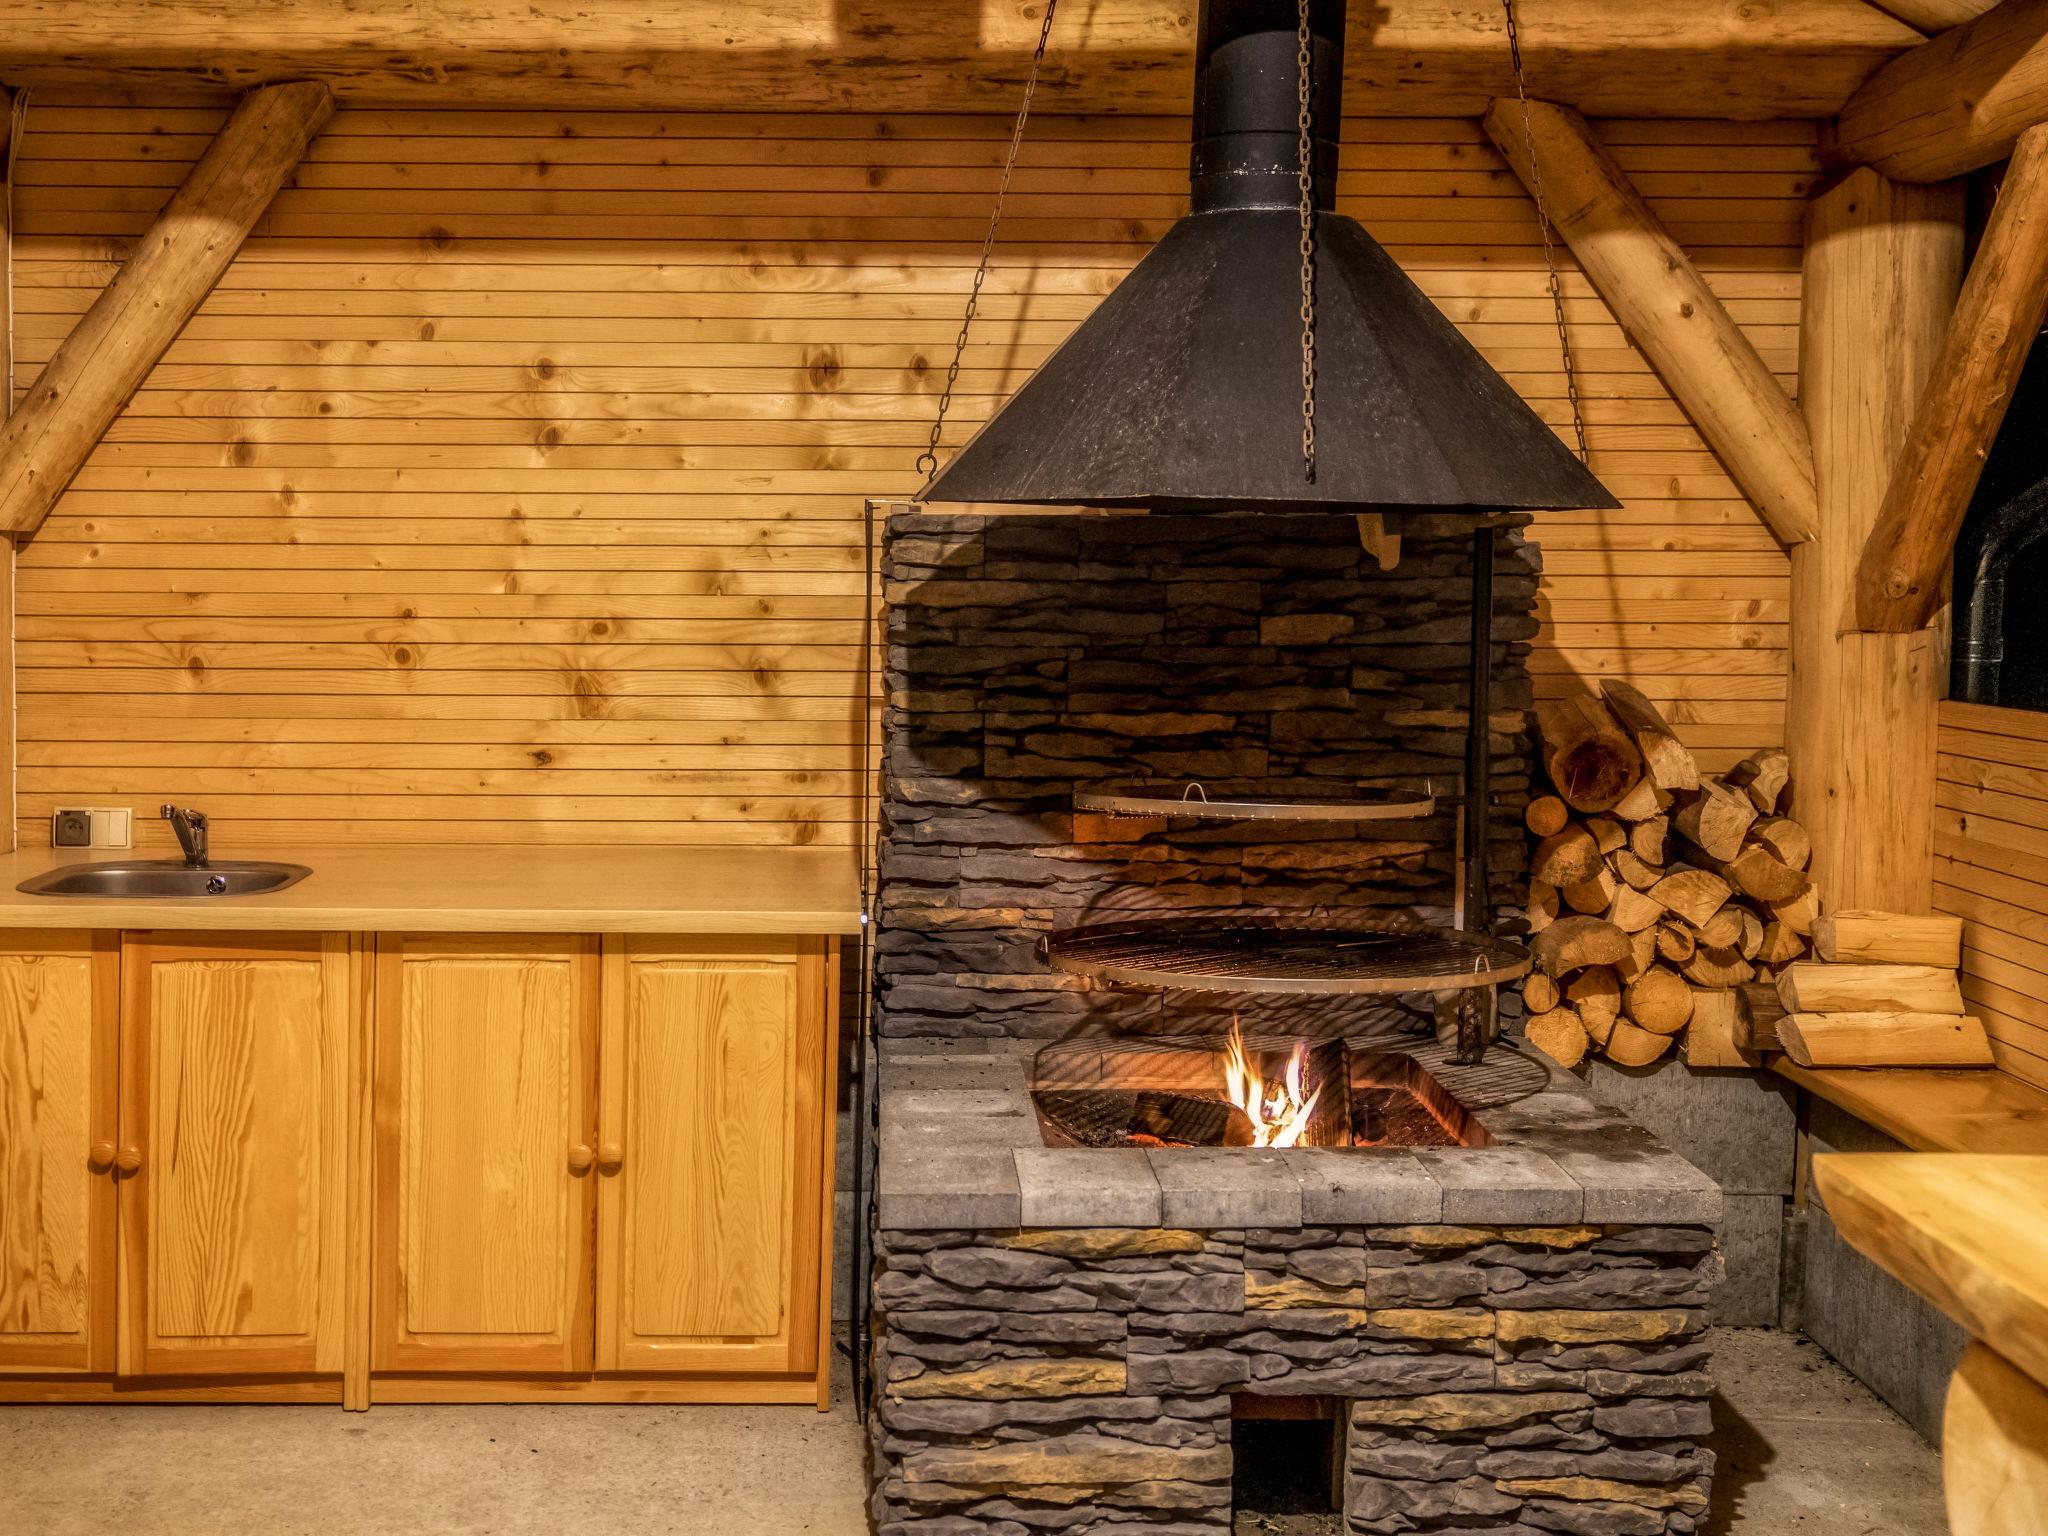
[1518,680,1816,1069]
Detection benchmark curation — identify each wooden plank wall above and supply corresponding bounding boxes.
[9,104,1806,852]
[1935,700,2048,1090]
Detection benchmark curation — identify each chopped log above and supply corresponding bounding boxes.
[1525,795,1570,838]
[1610,776,1670,823]
[1757,921,1806,968]
[1685,989,1759,1069]
[1586,817,1626,857]
[1724,747,1791,815]
[1531,823,1606,887]
[1582,1005,1620,1049]
[1526,879,1560,935]
[1613,848,1663,892]
[1619,925,1659,982]
[1525,1007,1590,1069]
[1768,886,1821,937]
[1629,815,1670,866]
[1716,845,1812,904]
[1656,923,1698,964]
[1531,916,1632,978]
[1600,680,1702,792]
[1776,962,1965,1015]
[1695,905,1745,950]
[1607,885,1665,934]
[1735,981,1788,1053]
[1535,695,1643,813]
[1562,865,1619,915]
[1624,964,1694,1035]
[1605,1018,1675,1066]
[1812,909,1964,967]
[1682,943,1756,989]
[1650,867,1732,929]
[1523,972,1561,1013]
[1674,780,1759,862]
[1566,966,1622,1024]
[1777,1012,1995,1068]
[1738,908,1766,960]
[1751,816,1813,871]
[0,82,336,535]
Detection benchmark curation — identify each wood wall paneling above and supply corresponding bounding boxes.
[1935,701,2048,1091]
[11,106,1806,847]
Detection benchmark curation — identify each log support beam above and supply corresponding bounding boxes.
[1789,168,1963,912]
[1831,0,2048,181]
[1482,98,1818,547]
[1855,124,2048,632]
[0,80,332,538]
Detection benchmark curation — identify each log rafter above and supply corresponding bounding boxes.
[0,0,1924,118]
[1482,98,1818,548]
[0,80,333,538]
[1854,123,2048,632]
[1830,0,2048,182]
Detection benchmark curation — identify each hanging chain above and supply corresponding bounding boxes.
[916,0,1061,486]
[1502,0,1589,463]
[1295,0,1318,484]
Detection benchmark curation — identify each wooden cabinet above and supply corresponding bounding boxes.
[118,933,354,1378]
[596,936,829,1376]
[373,935,597,1374]
[0,933,118,1373]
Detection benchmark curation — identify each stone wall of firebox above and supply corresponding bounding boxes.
[879,510,1543,1041]
[870,1220,1718,1535]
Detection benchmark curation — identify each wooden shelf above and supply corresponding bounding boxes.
[1775,1060,2048,1155]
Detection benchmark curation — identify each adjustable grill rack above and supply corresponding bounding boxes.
[1038,917,1529,996]
[1074,783,1435,823]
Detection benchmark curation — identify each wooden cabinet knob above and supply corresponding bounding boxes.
[568,1143,594,1174]
[88,1141,116,1172]
[114,1147,143,1174]
[597,1142,624,1173]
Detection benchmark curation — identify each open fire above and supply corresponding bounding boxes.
[1222,1020,1322,1148]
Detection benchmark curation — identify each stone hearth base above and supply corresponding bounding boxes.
[870,1039,1724,1535]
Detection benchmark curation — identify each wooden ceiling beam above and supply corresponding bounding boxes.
[1482,98,1818,547]
[1862,0,1998,29]
[0,81,333,538]
[1854,124,2048,631]
[0,0,1921,118]
[1830,0,2048,181]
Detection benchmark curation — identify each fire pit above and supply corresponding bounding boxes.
[1031,1030,1494,1150]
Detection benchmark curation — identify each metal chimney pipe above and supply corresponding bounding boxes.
[1190,0,1345,213]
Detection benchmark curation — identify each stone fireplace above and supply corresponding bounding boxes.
[868,510,1724,1535]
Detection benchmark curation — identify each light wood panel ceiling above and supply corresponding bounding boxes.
[0,0,1920,118]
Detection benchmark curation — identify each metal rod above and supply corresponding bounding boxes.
[1463,525,1494,935]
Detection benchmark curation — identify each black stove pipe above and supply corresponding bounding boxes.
[1953,478,2048,704]
[1190,0,1345,213]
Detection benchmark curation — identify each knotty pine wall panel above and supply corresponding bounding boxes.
[1934,701,2048,1091]
[10,105,1804,850]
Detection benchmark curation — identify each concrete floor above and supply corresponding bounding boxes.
[0,1330,1945,1536]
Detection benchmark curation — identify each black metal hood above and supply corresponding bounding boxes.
[921,0,1617,514]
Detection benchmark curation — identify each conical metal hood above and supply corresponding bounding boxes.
[921,0,1617,514]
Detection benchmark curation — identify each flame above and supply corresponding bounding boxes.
[1221,1019,1322,1148]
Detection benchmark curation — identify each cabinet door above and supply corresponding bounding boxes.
[119,932,351,1378]
[374,935,596,1374]
[0,933,119,1373]
[596,936,828,1375]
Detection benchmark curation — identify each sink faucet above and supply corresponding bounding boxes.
[161,805,209,867]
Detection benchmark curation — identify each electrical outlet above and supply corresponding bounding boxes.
[53,807,133,850]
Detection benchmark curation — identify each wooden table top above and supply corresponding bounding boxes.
[1814,1153,2048,1392]
[0,843,864,934]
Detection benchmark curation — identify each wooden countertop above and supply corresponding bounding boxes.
[0,844,863,934]
[1814,1154,2048,1393]
[1775,1060,2048,1155]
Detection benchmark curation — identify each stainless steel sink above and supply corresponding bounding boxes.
[17,860,312,898]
